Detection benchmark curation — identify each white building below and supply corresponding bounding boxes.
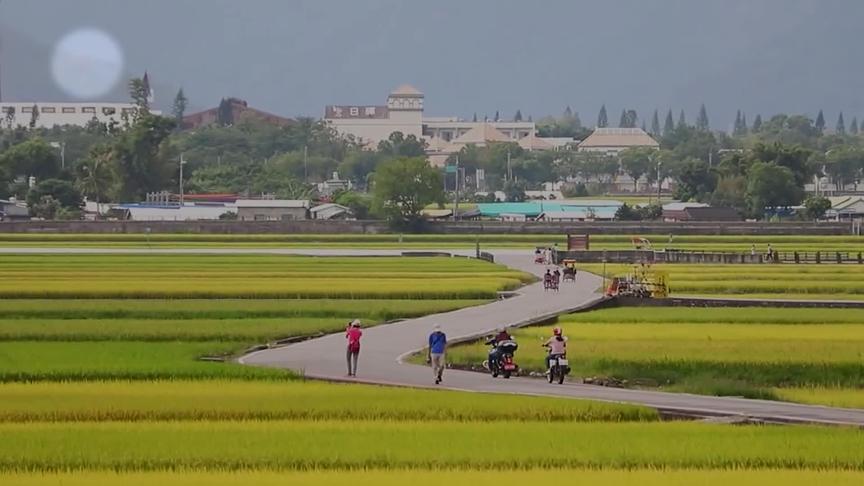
[324,85,538,152]
[0,102,162,129]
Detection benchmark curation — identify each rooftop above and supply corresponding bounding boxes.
[235,199,310,209]
[578,127,660,148]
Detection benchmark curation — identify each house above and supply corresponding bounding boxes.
[235,199,310,221]
[661,202,710,221]
[0,199,28,220]
[826,196,864,220]
[310,203,352,220]
[578,127,659,155]
[117,203,236,221]
[663,206,741,222]
[182,98,294,130]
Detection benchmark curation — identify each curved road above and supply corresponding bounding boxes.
[4,247,864,425]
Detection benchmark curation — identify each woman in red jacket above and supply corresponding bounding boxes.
[345,319,363,376]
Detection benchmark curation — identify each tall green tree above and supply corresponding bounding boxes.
[674,157,717,202]
[372,157,443,228]
[650,109,661,136]
[696,104,709,130]
[74,144,116,206]
[494,110,500,122]
[850,117,859,135]
[172,88,188,129]
[752,114,763,132]
[677,110,687,129]
[110,114,177,201]
[597,104,608,128]
[0,137,60,183]
[663,109,674,137]
[28,104,39,129]
[376,131,427,158]
[815,110,825,132]
[619,147,654,192]
[746,161,804,216]
[514,109,523,122]
[618,109,628,128]
[836,112,846,135]
[127,77,151,120]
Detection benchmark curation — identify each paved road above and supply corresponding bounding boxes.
[5,246,863,425]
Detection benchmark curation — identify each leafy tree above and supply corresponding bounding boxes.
[334,190,374,219]
[29,104,39,129]
[26,179,82,215]
[710,175,747,214]
[746,161,804,216]
[750,142,813,187]
[172,88,188,128]
[614,203,640,220]
[128,77,151,120]
[514,109,522,122]
[109,114,177,201]
[597,104,608,128]
[836,112,846,135]
[740,112,747,134]
[825,146,864,189]
[619,147,655,192]
[618,109,637,128]
[803,195,832,220]
[376,131,427,158]
[216,98,234,127]
[74,144,116,206]
[815,110,825,132]
[850,117,859,135]
[663,109,674,137]
[674,157,717,202]
[372,157,443,228]
[733,110,748,136]
[29,195,62,219]
[752,114,763,132]
[0,137,60,182]
[696,104,709,130]
[564,106,573,118]
[502,179,527,202]
[650,110,661,136]
[618,109,627,128]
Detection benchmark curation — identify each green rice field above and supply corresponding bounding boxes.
[2,252,862,483]
[447,307,864,404]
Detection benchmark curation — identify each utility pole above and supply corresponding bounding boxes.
[303,145,308,183]
[179,154,187,205]
[656,160,662,204]
[453,156,460,222]
[506,149,511,182]
[0,0,4,103]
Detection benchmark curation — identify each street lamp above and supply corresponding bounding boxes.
[179,154,187,205]
[50,142,66,170]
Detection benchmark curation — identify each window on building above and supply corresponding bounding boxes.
[62,107,76,114]
[41,107,56,113]
[22,107,33,113]
[2,107,14,115]
[122,108,135,114]
[102,107,116,115]
[443,132,452,141]
[82,107,96,114]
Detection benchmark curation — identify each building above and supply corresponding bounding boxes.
[0,102,162,129]
[235,199,310,221]
[578,127,660,154]
[324,85,542,165]
[476,201,622,220]
[663,206,741,222]
[0,199,28,220]
[115,203,236,221]
[826,196,864,221]
[182,98,294,130]
[310,203,352,220]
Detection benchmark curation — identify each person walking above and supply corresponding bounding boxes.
[427,324,447,384]
[345,319,362,376]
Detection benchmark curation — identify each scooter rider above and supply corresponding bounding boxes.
[543,327,567,372]
[486,327,513,370]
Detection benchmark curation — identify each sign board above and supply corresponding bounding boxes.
[324,105,389,119]
[567,234,590,250]
[445,165,458,174]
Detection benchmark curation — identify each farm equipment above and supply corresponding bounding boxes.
[606,264,668,298]
[631,237,653,250]
[561,259,578,282]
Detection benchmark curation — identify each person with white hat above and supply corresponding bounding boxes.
[427,324,448,384]
[345,319,362,376]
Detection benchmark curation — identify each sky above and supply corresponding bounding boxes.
[1,0,863,129]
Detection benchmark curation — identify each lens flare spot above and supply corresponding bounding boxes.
[51,28,124,99]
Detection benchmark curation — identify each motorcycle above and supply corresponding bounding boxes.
[483,338,519,379]
[545,352,570,385]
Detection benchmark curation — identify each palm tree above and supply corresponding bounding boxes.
[75,145,115,217]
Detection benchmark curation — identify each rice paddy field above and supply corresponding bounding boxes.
[447,307,864,405]
[1,252,862,483]
[0,232,862,252]
[579,263,864,299]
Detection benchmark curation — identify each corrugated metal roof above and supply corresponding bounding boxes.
[235,199,310,208]
[578,127,659,148]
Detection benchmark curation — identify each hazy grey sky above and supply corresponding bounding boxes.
[1,0,862,128]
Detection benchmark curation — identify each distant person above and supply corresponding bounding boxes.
[427,325,448,384]
[345,320,362,376]
[751,244,756,257]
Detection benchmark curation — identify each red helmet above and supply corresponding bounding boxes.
[553,327,562,336]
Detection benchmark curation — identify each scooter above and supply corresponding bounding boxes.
[483,339,519,379]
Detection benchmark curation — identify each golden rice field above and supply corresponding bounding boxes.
[447,306,864,404]
[2,252,861,483]
[579,263,864,299]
